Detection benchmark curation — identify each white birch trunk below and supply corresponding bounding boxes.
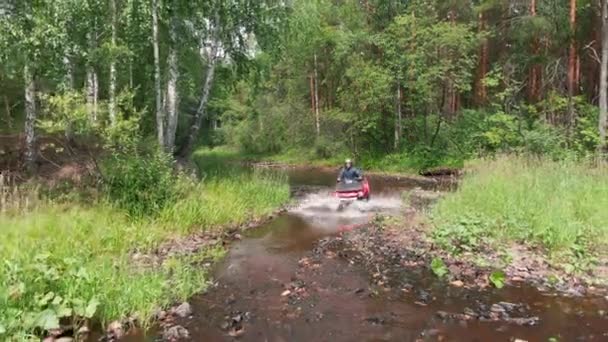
[63,51,75,142]
[152,0,164,147]
[314,53,320,136]
[24,62,37,173]
[600,0,608,152]
[182,37,219,156]
[108,0,117,126]
[394,80,402,149]
[86,28,99,122]
[164,15,180,153]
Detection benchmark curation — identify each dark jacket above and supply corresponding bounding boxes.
[338,166,363,181]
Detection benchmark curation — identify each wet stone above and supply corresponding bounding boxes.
[162,325,190,341]
[173,302,192,318]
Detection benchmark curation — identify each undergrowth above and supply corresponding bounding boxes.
[431,156,608,268]
[0,147,290,340]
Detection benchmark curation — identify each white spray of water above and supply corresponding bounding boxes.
[290,191,403,231]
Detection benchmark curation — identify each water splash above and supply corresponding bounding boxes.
[290,191,403,232]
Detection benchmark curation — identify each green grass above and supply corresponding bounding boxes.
[0,147,290,340]
[431,156,608,262]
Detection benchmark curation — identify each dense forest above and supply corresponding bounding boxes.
[2,1,608,340]
[1,0,608,172]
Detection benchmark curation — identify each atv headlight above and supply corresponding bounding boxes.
[358,191,364,197]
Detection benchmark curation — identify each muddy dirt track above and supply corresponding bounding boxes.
[119,167,607,342]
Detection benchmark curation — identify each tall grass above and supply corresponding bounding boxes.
[432,156,608,259]
[0,148,290,339]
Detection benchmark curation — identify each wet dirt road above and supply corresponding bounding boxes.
[155,168,607,341]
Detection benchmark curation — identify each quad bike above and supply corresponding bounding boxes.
[334,178,370,210]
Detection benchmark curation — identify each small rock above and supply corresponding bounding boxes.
[49,328,64,337]
[513,339,528,342]
[55,338,73,342]
[232,314,242,323]
[463,308,478,318]
[220,321,230,330]
[490,304,506,314]
[436,311,450,319]
[507,317,540,326]
[173,302,192,318]
[163,325,190,341]
[281,290,291,297]
[107,321,124,340]
[228,327,245,337]
[77,325,91,335]
[450,280,464,287]
[234,234,242,240]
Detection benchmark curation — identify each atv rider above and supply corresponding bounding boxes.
[337,159,363,183]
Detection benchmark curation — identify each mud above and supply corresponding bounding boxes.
[119,167,606,341]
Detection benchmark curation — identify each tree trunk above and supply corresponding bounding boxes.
[309,74,315,112]
[528,0,542,102]
[108,0,117,126]
[475,11,488,105]
[63,51,75,143]
[164,14,180,153]
[567,0,577,135]
[182,32,220,157]
[24,62,37,174]
[394,81,402,149]
[568,0,578,95]
[599,0,608,152]
[63,53,74,90]
[3,95,12,129]
[152,0,164,147]
[86,27,98,122]
[314,53,320,136]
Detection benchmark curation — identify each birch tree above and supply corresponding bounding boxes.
[152,0,164,146]
[599,0,608,153]
[164,4,180,152]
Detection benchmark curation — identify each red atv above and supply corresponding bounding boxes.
[334,178,371,202]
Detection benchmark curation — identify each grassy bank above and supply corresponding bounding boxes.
[431,156,608,265]
[0,148,290,339]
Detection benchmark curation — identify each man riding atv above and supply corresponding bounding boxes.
[335,159,370,203]
[337,159,363,183]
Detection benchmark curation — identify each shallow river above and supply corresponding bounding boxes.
[130,167,607,341]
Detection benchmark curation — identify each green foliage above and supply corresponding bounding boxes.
[430,258,448,278]
[432,156,608,263]
[489,270,506,289]
[0,146,290,339]
[101,150,176,218]
[0,206,218,339]
[431,215,489,255]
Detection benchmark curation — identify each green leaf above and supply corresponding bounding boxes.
[56,305,73,318]
[430,258,448,278]
[0,324,6,334]
[489,270,506,289]
[84,298,100,318]
[35,309,60,330]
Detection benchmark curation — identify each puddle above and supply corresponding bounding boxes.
[129,168,606,341]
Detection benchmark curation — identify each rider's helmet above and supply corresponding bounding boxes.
[345,158,352,167]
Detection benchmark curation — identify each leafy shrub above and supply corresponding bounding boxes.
[431,215,490,255]
[101,151,177,217]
